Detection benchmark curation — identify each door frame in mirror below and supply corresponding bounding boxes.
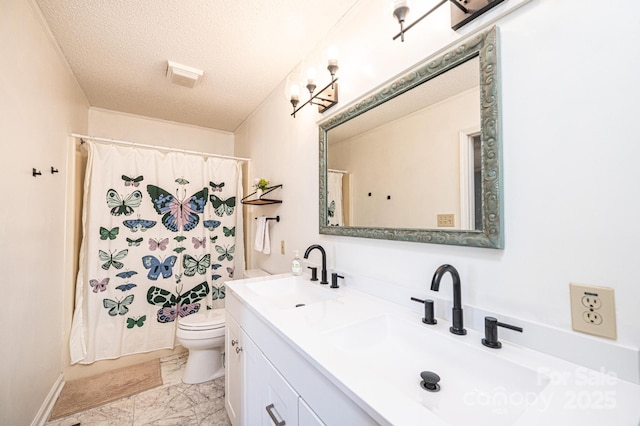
[318,26,502,248]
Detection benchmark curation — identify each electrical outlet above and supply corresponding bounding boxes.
[569,283,617,339]
[280,240,285,255]
[437,214,455,227]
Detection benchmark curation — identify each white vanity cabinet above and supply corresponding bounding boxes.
[225,291,376,426]
[298,399,324,425]
[224,313,244,425]
[226,313,323,426]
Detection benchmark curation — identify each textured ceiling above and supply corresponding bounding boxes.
[35,0,360,132]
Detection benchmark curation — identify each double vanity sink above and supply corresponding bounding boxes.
[244,277,341,310]
[227,273,640,425]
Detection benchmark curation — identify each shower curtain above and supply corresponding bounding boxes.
[70,141,244,364]
[327,171,344,226]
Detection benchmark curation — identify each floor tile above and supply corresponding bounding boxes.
[46,396,134,426]
[47,354,230,426]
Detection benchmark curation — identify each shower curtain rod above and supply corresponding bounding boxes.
[71,133,251,162]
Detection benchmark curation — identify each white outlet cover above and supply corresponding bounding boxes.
[569,282,617,340]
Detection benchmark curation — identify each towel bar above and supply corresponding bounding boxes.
[255,216,280,222]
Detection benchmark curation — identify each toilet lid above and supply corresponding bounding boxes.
[178,309,225,330]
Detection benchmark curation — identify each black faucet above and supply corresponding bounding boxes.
[430,264,466,335]
[304,244,328,284]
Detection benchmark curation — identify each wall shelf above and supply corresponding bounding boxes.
[241,184,283,205]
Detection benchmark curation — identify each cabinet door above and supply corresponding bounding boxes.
[243,333,268,426]
[225,317,243,426]
[299,398,325,426]
[260,360,300,426]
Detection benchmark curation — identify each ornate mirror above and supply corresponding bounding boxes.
[319,26,502,248]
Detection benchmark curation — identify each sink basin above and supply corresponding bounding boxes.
[323,314,550,425]
[245,276,340,310]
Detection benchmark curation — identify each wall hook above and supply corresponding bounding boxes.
[32,168,42,177]
[51,166,59,174]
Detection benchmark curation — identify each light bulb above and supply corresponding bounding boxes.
[327,46,339,66]
[327,46,339,81]
[393,0,409,10]
[289,83,300,100]
[306,67,317,84]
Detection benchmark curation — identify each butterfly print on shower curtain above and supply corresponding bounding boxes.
[122,218,157,232]
[90,278,109,293]
[122,175,143,187]
[142,255,177,280]
[146,185,208,232]
[106,189,142,216]
[146,282,210,323]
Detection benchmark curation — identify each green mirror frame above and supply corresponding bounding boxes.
[318,26,502,248]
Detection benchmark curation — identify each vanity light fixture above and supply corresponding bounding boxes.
[393,0,505,42]
[289,48,340,117]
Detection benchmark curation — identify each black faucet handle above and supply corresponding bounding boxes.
[482,316,523,349]
[410,297,437,325]
[330,273,344,288]
[308,266,318,281]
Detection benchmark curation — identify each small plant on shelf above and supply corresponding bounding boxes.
[253,178,270,191]
[241,180,282,205]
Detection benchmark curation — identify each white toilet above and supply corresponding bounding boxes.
[244,268,270,279]
[176,269,270,384]
[176,308,226,384]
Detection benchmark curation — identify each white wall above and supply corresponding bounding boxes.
[236,0,640,373]
[88,108,234,154]
[0,1,89,424]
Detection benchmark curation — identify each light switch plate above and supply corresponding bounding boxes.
[569,282,617,339]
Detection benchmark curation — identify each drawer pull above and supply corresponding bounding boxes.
[265,403,286,425]
[231,339,238,346]
[235,346,243,354]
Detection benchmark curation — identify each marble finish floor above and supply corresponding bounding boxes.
[47,353,230,426]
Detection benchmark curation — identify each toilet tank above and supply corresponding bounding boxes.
[244,268,271,278]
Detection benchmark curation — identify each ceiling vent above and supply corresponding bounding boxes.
[166,60,204,88]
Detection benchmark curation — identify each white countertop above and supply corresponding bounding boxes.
[227,273,640,425]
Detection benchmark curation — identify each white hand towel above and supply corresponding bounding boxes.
[262,219,271,255]
[254,217,266,252]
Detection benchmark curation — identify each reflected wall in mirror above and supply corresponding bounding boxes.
[319,26,502,248]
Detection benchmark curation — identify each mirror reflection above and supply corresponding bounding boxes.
[319,26,502,248]
[327,57,481,230]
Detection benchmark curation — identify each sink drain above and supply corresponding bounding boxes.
[420,371,441,392]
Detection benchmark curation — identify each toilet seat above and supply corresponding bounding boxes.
[178,309,225,331]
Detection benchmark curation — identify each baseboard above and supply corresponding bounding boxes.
[31,374,65,426]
